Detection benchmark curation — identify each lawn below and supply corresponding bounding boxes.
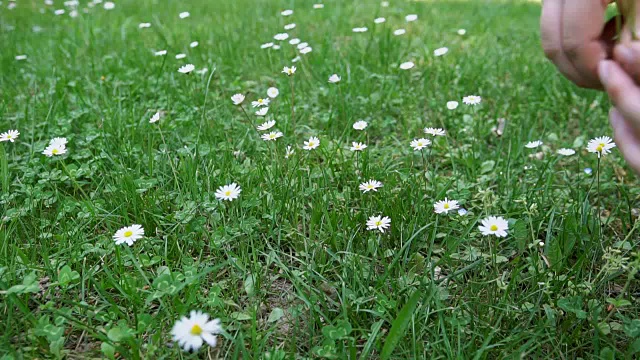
[1,0,640,358]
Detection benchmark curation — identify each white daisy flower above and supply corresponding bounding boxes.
[103,2,114,10]
[42,142,67,157]
[405,14,418,22]
[433,47,449,56]
[463,95,482,105]
[267,87,279,98]
[178,64,195,74]
[274,33,289,41]
[179,11,190,19]
[257,120,276,131]
[424,127,446,136]
[300,46,312,54]
[15,55,27,61]
[352,27,368,32]
[261,42,274,49]
[399,61,414,70]
[478,216,509,238]
[273,45,282,50]
[255,107,269,116]
[393,29,406,36]
[587,136,616,158]
[69,10,78,17]
[296,42,309,50]
[215,183,241,201]
[190,41,199,48]
[175,53,187,59]
[374,17,386,24]
[410,138,431,151]
[367,215,391,233]
[446,101,459,110]
[313,3,324,9]
[282,66,296,76]
[434,198,460,214]
[289,38,301,45]
[291,56,301,63]
[458,29,466,35]
[328,74,341,83]
[261,131,283,141]
[281,9,293,16]
[231,94,245,105]
[0,130,20,142]
[45,0,54,5]
[359,180,383,193]
[171,311,222,352]
[150,111,160,123]
[557,148,576,156]
[154,50,167,56]
[285,145,295,158]
[381,1,389,6]
[139,22,151,28]
[350,142,367,151]
[525,140,543,149]
[252,98,270,107]
[113,224,144,246]
[54,9,65,15]
[303,136,320,150]
[196,68,208,75]
[50,137,68,147]
[284,23,296,30]
[353,121,368,130]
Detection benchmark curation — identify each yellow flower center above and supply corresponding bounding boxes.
[225,191,231,196]
[490,225,498,231]
[597,143,605,152]
[375,221,382,226]
[52,149,59,154]
[124,230,133,237]
[7,135,12,139]
[190,324,203,335]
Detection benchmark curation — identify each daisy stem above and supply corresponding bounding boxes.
[289,77,295,134]
[597,156,603,244]
[355,151,359,178]
[0,144,8,194]
[420,150,428,195]
[157,124,182,193]
[238,105,255,130]
[59,161,95,214]
[338,84,346,129]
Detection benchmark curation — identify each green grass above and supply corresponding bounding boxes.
[1,0,640,358]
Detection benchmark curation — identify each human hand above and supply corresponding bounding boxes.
[541,0,620,89]
[599,59,640,172]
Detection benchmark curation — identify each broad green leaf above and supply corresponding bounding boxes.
[58,265,80,288]
[267,308,285,323]
[6,273,40,295]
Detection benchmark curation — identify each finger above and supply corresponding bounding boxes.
[541,0,585,85]
[599,60,640,131]
[562,0,611,89]
[610,108,640,173]
[613,43,640,83]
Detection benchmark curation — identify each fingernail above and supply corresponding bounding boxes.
[599,61,611,87]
